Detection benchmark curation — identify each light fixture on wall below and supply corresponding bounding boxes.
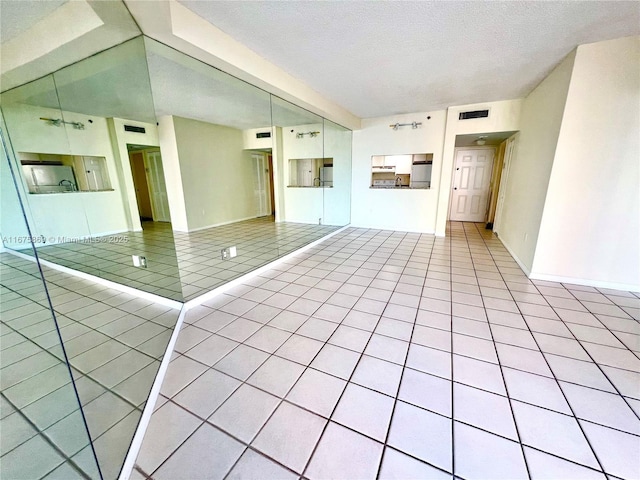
[296,131,320,138]
[389,121,422,130]
[39,117,85,130]
[475,135,488,145]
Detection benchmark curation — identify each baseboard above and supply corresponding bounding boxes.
[496,236,638,293]
[529,272,640,294]
[4,249,182,310]
[348,222,436,235]
[187,216,257,233]
[495,235,532,276]
[183,224,352,310]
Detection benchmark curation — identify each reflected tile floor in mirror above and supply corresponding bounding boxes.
[1,253,181,479]
[27,217,340,302]
[134,222,640,480]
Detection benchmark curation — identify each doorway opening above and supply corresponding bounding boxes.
[448,131,518,227]
[250,151,276,219]
[128,145,171,224]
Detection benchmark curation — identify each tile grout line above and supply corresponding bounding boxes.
[374,230,440,479]
[0,392,94,480]
[473,222,609,475]
[146,228,376,478]
[462,222,532,479]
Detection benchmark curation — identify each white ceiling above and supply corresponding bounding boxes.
[2,1,638,124]
[177,0,640,118]
[455,131,517,148]
[0,0,68,43]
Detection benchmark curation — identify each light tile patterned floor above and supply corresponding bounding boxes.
[31,218,340,301]
[135,222,640,480]
[0,254,181,479]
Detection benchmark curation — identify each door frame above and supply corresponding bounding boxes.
[252,152,272,217]
[128,150,154,221]
[493,134,518,235]
[143,149,171,222]
[448,146,497,222]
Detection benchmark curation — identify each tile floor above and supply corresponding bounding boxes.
[1,253,181,479]
[134,222,640,480]
[30,217,340,301]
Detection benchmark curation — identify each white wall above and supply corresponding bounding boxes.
[157,115,189,232]
[351,111,446,232]
[496,53,576,273]
[531,36,640,290]
[172,116,257,231]
[323,122,352,226]
[0,124,32,249]
[281,123,324,224]
[242,127,273,150]
[1,104,130,246]
[107,118,160,232]
[434,99,523,236]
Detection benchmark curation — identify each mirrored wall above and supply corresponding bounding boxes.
[1,36,352,303]
[1,32,351,480]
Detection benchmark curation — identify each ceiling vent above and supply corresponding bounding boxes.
[124,125,146,134]
[256,131,271,139]
[459,110,489,120]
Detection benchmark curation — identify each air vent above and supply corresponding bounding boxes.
[459,110,489,120]
[256,131,271,139]
[124,125,146,134]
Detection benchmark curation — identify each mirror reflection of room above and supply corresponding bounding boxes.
[1,26,351,480]
[1,35,353,303]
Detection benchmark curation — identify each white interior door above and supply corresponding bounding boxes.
[449,148,495,222]
[253,153,271,217]
[494,135,517,234]
[144,150,171,222]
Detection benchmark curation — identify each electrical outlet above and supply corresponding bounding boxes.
[132,255,147,268]
[221,246,237,260]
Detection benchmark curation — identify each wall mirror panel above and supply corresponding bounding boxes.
[1,37,185,302]
[1,31,351,480]
[1,125,102,478]
[323,119,352,225]
[2,36,353,305]
[271,95,325,225]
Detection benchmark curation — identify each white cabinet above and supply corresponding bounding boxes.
[372,155,385,167]
[395,155,413,174]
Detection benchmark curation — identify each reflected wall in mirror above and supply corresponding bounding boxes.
[271,95,325,224]
[0,37,186,300]
[323,119,352,226]
[370,153,433,189]
[1,129,102,478]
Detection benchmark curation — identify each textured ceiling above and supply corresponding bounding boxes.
[0,0,68,43]
[177,0,640,119]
